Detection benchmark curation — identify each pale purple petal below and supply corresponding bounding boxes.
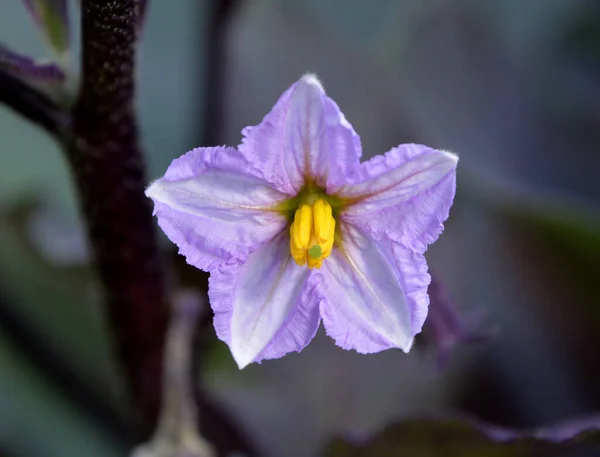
[339,144,458,253]
[238,74,362,195]
[319,224,421,353]
[22,0,69,54]
[257,273,321,362]
[389,241,432,335]
[146,146,288,271]
[208,233,319,368]
[322,93,363,192]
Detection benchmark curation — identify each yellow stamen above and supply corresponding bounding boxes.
[289,199,335,269]
[313,198,333,244]
[290,204,311,266]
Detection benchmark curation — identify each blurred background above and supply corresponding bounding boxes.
[1,1,600,456]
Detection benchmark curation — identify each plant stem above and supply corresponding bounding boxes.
[0,69,70,138]
[69,0,168,431]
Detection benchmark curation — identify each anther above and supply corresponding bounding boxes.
[289,199,335,269]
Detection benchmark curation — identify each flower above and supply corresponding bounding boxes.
[146,74,458,369]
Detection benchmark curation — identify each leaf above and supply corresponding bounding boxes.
[324,415,600,457]
[506,205,600,298]
[21,0,69,56]
[490,190,600,325]
[463,177,600,328]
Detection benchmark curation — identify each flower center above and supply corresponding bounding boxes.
[289,198,336,269]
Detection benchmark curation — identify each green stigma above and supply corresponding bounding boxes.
[308,245,322,258]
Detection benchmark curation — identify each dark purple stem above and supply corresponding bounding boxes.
[0,69,70,137]
[68,0,168,429]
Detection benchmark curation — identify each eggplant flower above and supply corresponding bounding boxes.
[146,75,458,369]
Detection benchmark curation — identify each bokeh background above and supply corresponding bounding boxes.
[1,1,600,456]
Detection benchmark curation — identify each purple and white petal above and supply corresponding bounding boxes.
[339,144,457,253]
[319,224,423,354]
[322,93,363,193]
[238,74,362,195]
[208,233,319,369]
[388,241,432,335]
[146,146,288,271]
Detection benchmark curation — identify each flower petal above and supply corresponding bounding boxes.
[319,224,428,353]
[146,146,288,271]
[322,93,363,192]
[390,241,432,335]
[340,144,458,253]
[238,74,362,194]
[208,233,319,369]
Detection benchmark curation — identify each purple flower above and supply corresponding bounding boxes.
[146,75,458,369]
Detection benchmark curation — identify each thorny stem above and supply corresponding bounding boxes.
[69,0,168,430]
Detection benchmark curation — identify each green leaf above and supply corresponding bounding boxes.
[492,193,600,324]
[462,178,600,328]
